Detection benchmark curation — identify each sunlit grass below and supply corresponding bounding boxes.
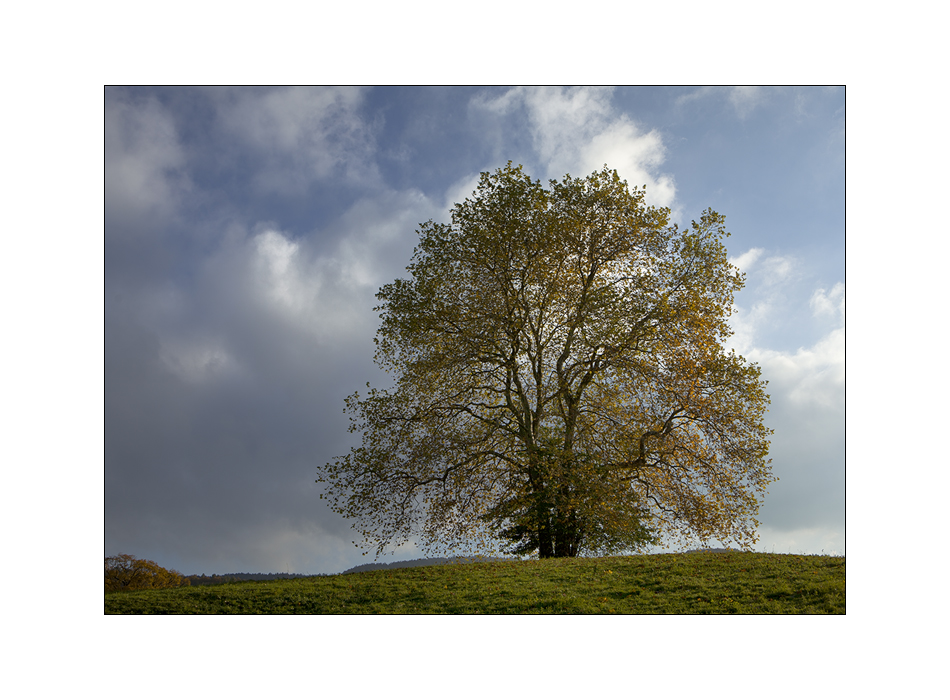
[105,552,844,614]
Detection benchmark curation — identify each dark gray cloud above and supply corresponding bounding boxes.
[104,197,438,573]
[104,88,439,573]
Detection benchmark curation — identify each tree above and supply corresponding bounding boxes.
[105,553,190,592]
[317,163,774,559]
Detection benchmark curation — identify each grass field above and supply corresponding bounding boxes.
[104,551,844,614]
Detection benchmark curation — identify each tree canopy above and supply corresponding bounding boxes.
[104,554,190,592]
[317,163,774,558]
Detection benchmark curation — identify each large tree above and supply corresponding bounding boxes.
[318,163,774,558]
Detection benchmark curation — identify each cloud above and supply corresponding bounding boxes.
[676,86,769,119]
[729,249,843,405]
[481,86,614,174]
[105,183,440,574]
[744,337,844,550]
[728,248,800,353]
[105,92,190,234]
[750,326,844,411]
[728,86,767,118]
[442,171,484,214]
[212,86,380,194]
[724,256,844,547]
[329,188,439,288]
[810,282,845,319]
[472,86,676,207]
[729,247,765,273]
[761,256,795,286]
[722,243,845,551]
[751,331,844,542]
[159,333,244,385]
[172,188,432,351]
[103,88,450,574]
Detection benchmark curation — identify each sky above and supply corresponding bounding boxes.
[104,86,845,576]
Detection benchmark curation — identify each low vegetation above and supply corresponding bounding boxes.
[105,551,844,614]
[105,554,190,593]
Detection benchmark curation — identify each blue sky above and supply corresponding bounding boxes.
[105,86,844,576]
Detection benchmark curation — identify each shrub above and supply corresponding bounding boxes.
[105,553,190,592]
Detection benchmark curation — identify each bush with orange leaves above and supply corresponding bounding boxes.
[105,554,191,592]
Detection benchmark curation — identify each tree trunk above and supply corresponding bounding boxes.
[553,508,581,557]
[537,513,554,558]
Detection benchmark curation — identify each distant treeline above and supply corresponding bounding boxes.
[183,556,514,585]
[339,555,513,575]
[114,552,737,591]
[185,572,330,586]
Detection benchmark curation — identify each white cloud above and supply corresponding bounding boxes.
[581,121,676,206]
[442,171,484,214]
[750,325,844,544]
[728,299,771,356]
[473,86,676,208]
[748,274,845,411]
[722,245,845,551]
[810,282,845,319]
[727,249,800,353]
[152,188,436,373]
[332,188,437,288]
[760,255,796,286]
[729,251,843,408]
[726,270,844,549]
[239,220,400,340]
[750,326,844,411]
[132,223,372,386]
[729,247,765,273]
[731,247,799,288]
[255,230,301,309]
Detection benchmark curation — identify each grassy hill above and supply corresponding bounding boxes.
[104,551,844,614]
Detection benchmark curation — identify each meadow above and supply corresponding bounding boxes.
[104,551,844,614]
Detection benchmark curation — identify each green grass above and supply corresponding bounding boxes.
[104,552,844,614]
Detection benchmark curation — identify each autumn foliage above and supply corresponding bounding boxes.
[105,554,190,592]
[317,163,774,559]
